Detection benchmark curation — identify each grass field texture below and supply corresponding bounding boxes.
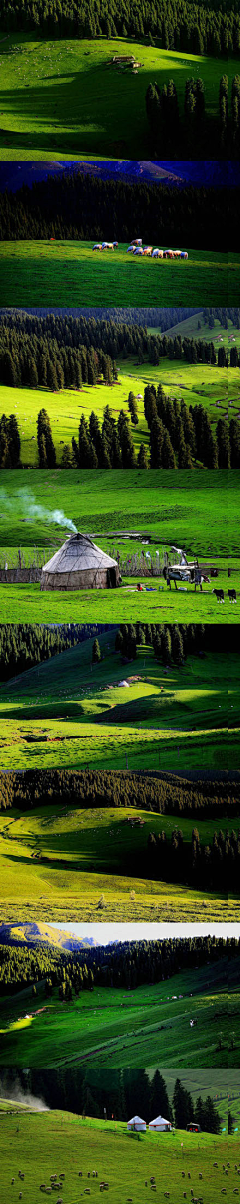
[0,243,236,308]
[161,1069,240,1123]
[156,313,240,350]
[0,34,237,159]
[0,1110,237,1204]
[0,636,237,920]
[0,357,235,468]
[0,799,234,924]
[0,469,238,623]
[0,638,237,774]
[0,955,238,1068]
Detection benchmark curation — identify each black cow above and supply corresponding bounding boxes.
[228,589,237,602]
[212,589,224,602]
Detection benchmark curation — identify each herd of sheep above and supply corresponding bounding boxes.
[9,1158,240,1200]
[92,238,188,259]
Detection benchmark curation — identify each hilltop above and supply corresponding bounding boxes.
[0,922,99,951]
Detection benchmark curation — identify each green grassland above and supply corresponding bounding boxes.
[0,801,232,925]
[153,312,240,350]
[0,857,231,924]
[0,577,239,625]
[0,1111,236,1204]
[0,956,238,1068]
[161,1070,240,1124]
[0,242,236,308]
[0,34,237,159]
[0,637,237,920]
[0,638,237,774]
[0,469,238,623]
[0,469,234,551]
[0,357,235,468]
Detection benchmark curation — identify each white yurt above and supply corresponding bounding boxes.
[41,532,120,591]
[149,1115,172,1132]
[127,1115,146,1132]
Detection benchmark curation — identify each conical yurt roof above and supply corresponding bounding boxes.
[42,533,118,575]
[149,1115,170,1127]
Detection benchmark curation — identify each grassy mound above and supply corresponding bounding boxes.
[0,642,237,773]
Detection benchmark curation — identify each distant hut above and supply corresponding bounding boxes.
[127,1115,146,1132]
[149,1116,172,1132]
[41,533,120,591]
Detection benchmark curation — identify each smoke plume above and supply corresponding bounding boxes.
[0,488,77,533]
[0,1075,48,1111]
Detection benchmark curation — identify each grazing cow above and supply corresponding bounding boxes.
[181,251,188,259]
[152,248,163,258]
[127,245,135,252]
[92,244,102,251]
[212,589,225,602]
[133,247,144,254]
[228,589,237,602]
[131,238,142,245]
[143,246,153,256]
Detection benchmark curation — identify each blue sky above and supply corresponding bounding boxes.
[50,922,236,944]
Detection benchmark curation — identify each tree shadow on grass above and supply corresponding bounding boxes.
[0,700,84,719]
[0,41,224,158]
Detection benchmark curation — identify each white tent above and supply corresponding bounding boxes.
[149,1115,172,1132]
[127,1115,146,1131]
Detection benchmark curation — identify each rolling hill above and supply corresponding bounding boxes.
[0,922,99,950]
[0,955,238,1069]
[0,356,233,468]
[0,632,237,921]
[0,34,238,160]
[0,1109,236,1204]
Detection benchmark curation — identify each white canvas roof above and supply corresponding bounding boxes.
[149,1115,171,1127]
[42,533,118,575]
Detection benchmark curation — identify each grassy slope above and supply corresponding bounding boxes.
[0,243,236,308]
[0,957,238,1068]
[0,641,237,773]
[0,921,97,949]
[154,312,240,349]
[0,640,236,920]
[0,469,234,550]
[0,1111,236,1204]
[0,802,231,923]
[0,357,235,467]
[162,1070,240,1123]
[0,34,238,158]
